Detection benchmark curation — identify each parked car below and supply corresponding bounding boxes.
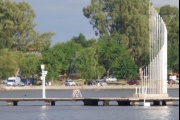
[7,77,22,86]
[19,81,25,86]
[21,79,29,86]
[104,76,117,82]
[88,81,97,86]
[96,80,107,86]
[127,80,139,85]
[168,79,179,84]
[26,78,37,85]
[176,78,179,84]
[63,79,76,86]
[2,79,8,84]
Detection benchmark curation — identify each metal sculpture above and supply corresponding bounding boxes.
[134,5,168,98]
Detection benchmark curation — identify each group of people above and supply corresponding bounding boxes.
[72,88,82,98]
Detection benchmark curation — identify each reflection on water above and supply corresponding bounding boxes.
[39,106,48,120]
[143,106,176,120]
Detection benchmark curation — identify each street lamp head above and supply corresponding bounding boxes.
[41,64,45,70]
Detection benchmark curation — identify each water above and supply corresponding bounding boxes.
[0,89,179,120]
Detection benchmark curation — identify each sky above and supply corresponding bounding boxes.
[12,0,179,45]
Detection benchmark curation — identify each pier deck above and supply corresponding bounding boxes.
[0,97,179,106]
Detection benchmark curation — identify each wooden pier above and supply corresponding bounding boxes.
[0,97,179,106]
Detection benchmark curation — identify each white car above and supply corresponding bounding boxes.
[63,79,76,86]
[104,77,117,82]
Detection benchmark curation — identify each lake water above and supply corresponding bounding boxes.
[0,89,179,120]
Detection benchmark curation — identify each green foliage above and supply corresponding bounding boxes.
[0,0,55,79]
[42,41,82,79]
[42,43,65,79]
[114,53,138,79]
[97,39,119,76]
[71,33,96,48]
[71,33,87,47]
[0,49,21,79]
[160,5,179,72]
[83,0,150,68]
[20,53,42,78]
[62,41,82,76]
[72,36,106,80]
[97,38,138,78]
[75,47,98,80]
[0,0,55,52]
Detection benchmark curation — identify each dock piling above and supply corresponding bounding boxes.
[103,100,109,106]
[7,101,18,106]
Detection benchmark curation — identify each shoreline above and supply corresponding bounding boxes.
[0,84,179,91]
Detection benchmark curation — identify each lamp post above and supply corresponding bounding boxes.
[41,64,48,98]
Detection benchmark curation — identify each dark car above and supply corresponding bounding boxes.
[21,79,29,85]
[127,80,139,85]
[88,81,97,86]
[27,78,37,85]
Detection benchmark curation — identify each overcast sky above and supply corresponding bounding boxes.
[12,0,179,45]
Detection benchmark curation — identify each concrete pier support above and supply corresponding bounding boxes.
[103,101,109,106]
[132,102,139,106]
[46,101,55,106]
[162,101,166,105]
[83,100,98,106]
[164,101,173,106]
[117,101,130,106]
[7,101,18,106]
[153,101,160,106]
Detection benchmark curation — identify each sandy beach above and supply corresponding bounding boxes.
[0,84,179,91]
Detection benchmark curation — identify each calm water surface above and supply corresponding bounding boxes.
[0,89,179,120]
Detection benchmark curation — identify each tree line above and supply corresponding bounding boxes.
[0,0,179,83]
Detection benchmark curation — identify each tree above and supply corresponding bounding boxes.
[97,38,128,77]
[114,52,138,79]
[42,43,65,80]
[71,33,87,47]
[83,0,150,68]
[96,38,138,79]
[62,41,82,78]
[75,47,98,81]
[0,49,21,79]
[20,53,42,78]
[71,33,97,48]
[0,0,55,52]
[160,5,179,72]
[42,41,82,80]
